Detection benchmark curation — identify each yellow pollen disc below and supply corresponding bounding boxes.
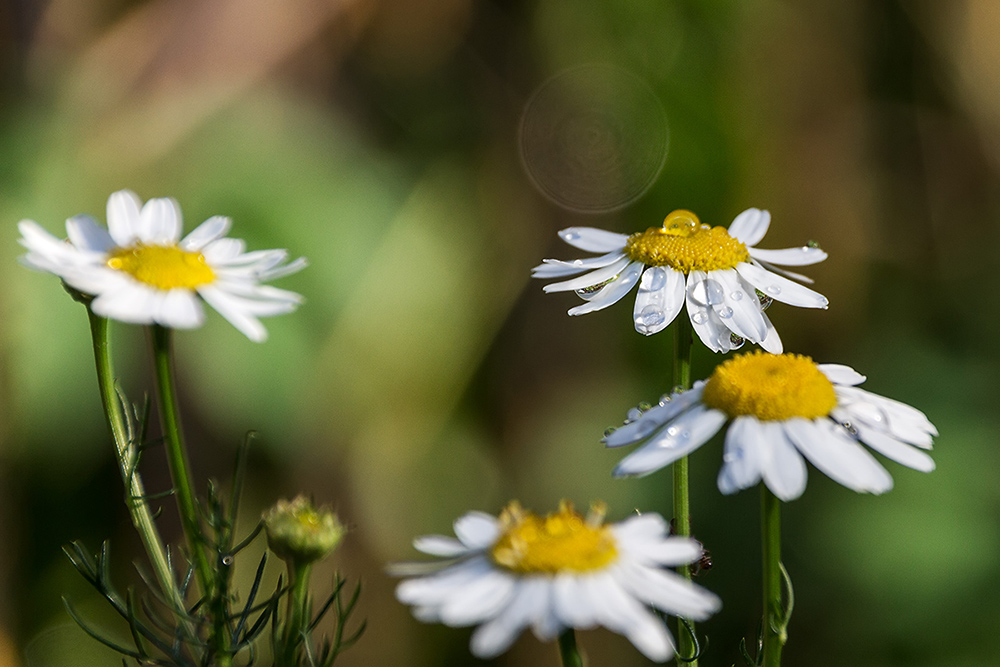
[490,500,618,574]
[625,209,749,273]
[107,245,215,290]
[702,351,837,421]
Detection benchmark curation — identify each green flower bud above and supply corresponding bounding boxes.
[263,496,345,565]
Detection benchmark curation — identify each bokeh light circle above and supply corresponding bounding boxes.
[519,64,669,213]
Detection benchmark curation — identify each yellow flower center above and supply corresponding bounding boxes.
[702,351,837,421]
[625,209,749,273]
[490,501,618,574]
[107,245,215,290]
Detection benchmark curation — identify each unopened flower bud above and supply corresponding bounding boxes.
[263,496,344,565]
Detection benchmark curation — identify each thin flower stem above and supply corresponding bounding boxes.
[150,324,234,664]
[87,312,186,617]
[761,486,785,667]
[671,315,697,665]
[150,325,214,595]
[557,629,584,667]
[277,563,314,666]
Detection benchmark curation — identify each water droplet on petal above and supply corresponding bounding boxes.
[667,426,680,437]
[646,266,667,291]
[731,290,743,301]
[755,290,773,311]
[730,333,745,349]
[671,385,685,395]
[637,401,652,412]
[564,232,581,241]
[637,305,666,328]
[658,394,672,405]
[626,407,643,422]
[718,306,734,319]
[765,285,782,295]
[807,240,820,249]
[704,279,725,305]
[691,311,708,324]
[604,426,617,437]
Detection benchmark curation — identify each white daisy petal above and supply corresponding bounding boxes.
[818,364,866,386]
[784,418,893,494]
[758,312,783,353]
[612,513,671,541]
[440,570,517,626]
[618,560,722,620]
[567,261,643,316]
[138,197,183,245]
[712,269,767,341]
[396,557,493,606]
[717,416,765,495]
[613,405,727,478]
[257,256,308,281]
[453,512,500,549]
[90,282,159,324]
[854,423,936,473]
[603,385,705,447]
[203,237,247,262]
[838,400,934,449]
[470,578,548,658]
[106,189,142,246]
[614,532,703,566]
[181,215,232,251]
[633,266,685,336]
[552,575,599,628]
[759,421,808,501]
[66,215,115,252]
[736,262,829,309]
[749,246,828,266]
[587,574,674,662]
[197,286,268,342]
[686,271,735,352]
[836,386,937,436]
[542,256,632,293]
[557,227,629,253]
[155,289,205,329]
[413,535,469,557]
[531,251,626,278]
[728,208,770,246]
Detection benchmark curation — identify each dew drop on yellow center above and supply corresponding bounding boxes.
[625,209,750,273]
[702,351,837,421]
[107,245,215,290]
[490,501,618,574]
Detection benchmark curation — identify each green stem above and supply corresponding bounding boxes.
[671,315,697,665]
[761,487,785,667]
[150,325,231,661]
[557,629,584,667]
[277,562,313,665]
[87,312,186,616]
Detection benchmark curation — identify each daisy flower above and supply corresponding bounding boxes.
[17,189,306,342]
[606,351,937,501]
[394,500,720,662]
[532,209,828,353]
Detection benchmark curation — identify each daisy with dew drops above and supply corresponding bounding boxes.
[606,351,937,501]
[393,500,721,663]
[18,189,306,342]
[532,209,828,353]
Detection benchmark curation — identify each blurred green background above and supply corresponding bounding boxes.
[0,0,997,665]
